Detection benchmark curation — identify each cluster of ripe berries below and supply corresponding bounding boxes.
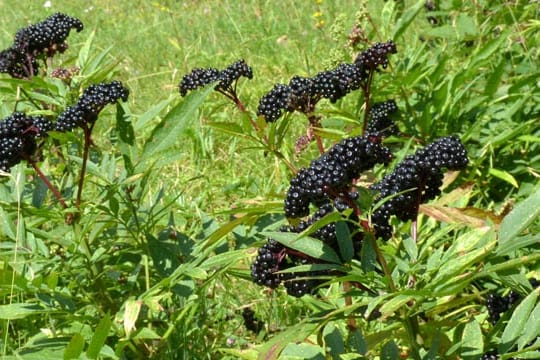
[0,13,83,79]
[179,59,253,97]
[55,81,130,131]
[366,100,399,137]
[482,278,539,359]
[257,40,396,122]
[251,134,469,296]
[0,81,128,172]
[370,135,469,240]
[0,113,52,172]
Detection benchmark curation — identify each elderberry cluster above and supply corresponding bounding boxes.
[55,81,129,131]
[250,238,329,297]
[179,59,253,97]
[0,13,83,79]
[366,100,399,137]
[370,135,469,239]
[486,278,539,324]
[285,135,392,218]
[354,40,397,74]
[0,112,52,172]
[257,62,365,122]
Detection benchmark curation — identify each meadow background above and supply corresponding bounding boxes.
[0,0,539,359]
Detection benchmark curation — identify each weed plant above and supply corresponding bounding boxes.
[0,1,539,359]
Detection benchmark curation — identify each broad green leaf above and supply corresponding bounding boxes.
[63,333,85,360]
[460,318,483,359]
[489,168,518,188]
[499,187,540,245]
[323,323,345,359]
[140,84,213,164]
[0,303,48,320]
[381,340,399,360]
[499,289,538,354]
[86,313,112,359]
[262,231,341,264]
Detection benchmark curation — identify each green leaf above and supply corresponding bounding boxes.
[280,343,325,360]
[86,313,112,359]
[392,0,425,40]
[63,333,85,360]
[499,289,538,354]
[489,168,518,188]
[336,221,353,262]
[261,231,342,264]
[379,294,415,317]
[140,84,213,165]
[460,318,483,360]
[499,187,540,245]
[517,300,540,351]
[258,320,319,360]
[381,340,399,360]
[0,303,47,320]
[116,102,135,146]
[133,95,175,131]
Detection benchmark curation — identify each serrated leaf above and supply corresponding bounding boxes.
[261,231,342,264]
[499,289,538,354]
[499,187,540,245]
[87,313,112,359]
[461,318,483,359]
[140,84,213,164]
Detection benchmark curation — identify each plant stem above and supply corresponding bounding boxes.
[30,161,67,209]
[76,123,95,208]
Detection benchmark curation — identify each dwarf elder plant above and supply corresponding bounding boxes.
[0,1,539,359]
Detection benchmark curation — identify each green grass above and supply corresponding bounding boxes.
[0,0,539,359]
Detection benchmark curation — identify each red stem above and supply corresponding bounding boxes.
[30,162,67,209]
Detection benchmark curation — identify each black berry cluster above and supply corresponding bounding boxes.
[0,13,83,79]
[250,238,329,298]
[257,41,397,123]
[285,135,392,218]
[486,278,539,324]
[366,100,399,137]
[241,308,264,333]
[179,59,253,97]
[370,135,469,240]
[55,81,129,131]
[354,40,397,74]
[257,62,365,122]
[0,112,52,172]
[250,239,285,290]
